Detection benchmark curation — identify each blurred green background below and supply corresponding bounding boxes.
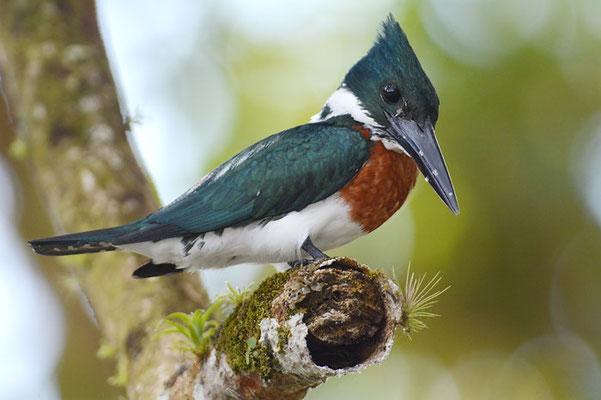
[2,0,601,399]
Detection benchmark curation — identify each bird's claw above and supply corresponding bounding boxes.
[287,259,314,268]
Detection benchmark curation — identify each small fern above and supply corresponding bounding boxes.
[396,265,449,338]
[154,300,223,358]
[154,282,256,358]
[217,281,254,309]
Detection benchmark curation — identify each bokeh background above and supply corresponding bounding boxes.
[2,0,601,398]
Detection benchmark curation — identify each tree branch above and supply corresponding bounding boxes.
[0,2,207,398]
[165,258,403,399]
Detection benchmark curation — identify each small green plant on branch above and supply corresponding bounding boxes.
[396,266,449,338]
[154,300,223,358]
[154,281,254,359]
[217,281,254,309]
[245,337,259,365]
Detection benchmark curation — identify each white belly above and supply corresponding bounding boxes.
[116,194,365,270]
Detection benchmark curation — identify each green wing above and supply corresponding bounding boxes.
[114,116,371,244]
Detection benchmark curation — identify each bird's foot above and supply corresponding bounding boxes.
[288,236,330,268]
[287,259,314,268]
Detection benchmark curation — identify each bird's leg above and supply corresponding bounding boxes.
[301,236,329,259]
[288,236,329,268]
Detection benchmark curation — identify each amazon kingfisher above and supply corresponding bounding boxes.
[29,15,459,278]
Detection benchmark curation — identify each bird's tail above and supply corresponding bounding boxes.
[29,225,138,256]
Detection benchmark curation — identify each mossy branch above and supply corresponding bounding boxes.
[164,258,418,400]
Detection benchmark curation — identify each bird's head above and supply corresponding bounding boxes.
[315,15,459,215]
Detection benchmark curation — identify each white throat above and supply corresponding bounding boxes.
[310,86,410,156]
[372,135,410,156]
[310,86,383,128]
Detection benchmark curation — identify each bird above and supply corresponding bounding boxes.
[29,15,459,278]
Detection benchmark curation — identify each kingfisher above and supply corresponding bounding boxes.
[30,15,459,278]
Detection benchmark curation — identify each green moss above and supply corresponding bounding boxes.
[107,355,129,387]
[286,307,306,319]
[8,139,28,160]
[366,267,385,281]
[97,338,117,359]
[276,324,291,351]
[215,269,293,380]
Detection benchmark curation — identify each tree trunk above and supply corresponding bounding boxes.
[0,2,207,398]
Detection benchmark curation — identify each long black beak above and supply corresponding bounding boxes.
[384,111,459,215]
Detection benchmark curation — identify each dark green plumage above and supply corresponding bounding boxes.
[29,14,458,266]
[30,115,372,253]
[137,115,371,237]
[344,15,439,126]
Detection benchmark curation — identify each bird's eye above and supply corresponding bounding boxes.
[381,82,401,104]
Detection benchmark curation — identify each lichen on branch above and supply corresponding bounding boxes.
[165,257,419,400]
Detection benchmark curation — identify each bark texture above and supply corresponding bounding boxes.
[166,258,403,400]
[0,2,207,398]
